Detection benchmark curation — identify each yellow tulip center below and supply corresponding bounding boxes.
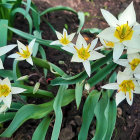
[0,84,11,97]
[119,80,135,100]
[114,22,133,43]
[17,46,31,59]
[129,58,140,71]
[75,44,90,60]
[104,40,114,48]
[59,31,70,45]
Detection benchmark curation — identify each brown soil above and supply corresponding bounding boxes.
[1,0,140,140]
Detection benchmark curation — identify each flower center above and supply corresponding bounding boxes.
[104,40,114,48]
[75,44,90,60]
[59,31,70,45]
[0,84,11,97]
[114,22,133,43]
[17,46,31,59]
[129,58,140,71]
[119,80,135,100]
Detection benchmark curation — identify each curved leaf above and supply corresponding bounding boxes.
[78,90,101,140]
[77,11,85,33]
[32,116,51,140]
[0,113,16,123]
[81,28,102,34]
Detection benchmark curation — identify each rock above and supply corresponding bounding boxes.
[74,115,82,126]
[59,125,75,140]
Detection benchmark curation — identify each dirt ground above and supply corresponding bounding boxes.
[1,0,140,140]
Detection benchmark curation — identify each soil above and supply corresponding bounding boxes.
[1,0,140,140]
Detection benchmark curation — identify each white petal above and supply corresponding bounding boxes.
[56,31,62,40]
[16,57,25,61]
[94,46,104,51]
[11,87,26,94]
[62,45,76,54]
[63,28,68,37]
[0,59,4,69]
[128,53,140,62]
[101,83,119,90]
[2,78,11,88]
[118,2,136,26]
[123,33,140,50]
[26,57,33,65]
[126,91,133,106]
[101,9,119,27]
[3,94,12,108]
[8,53,20,59]
[68,33,75,41]
[134,86,140,94]
[17,40,26,53]
[71,54,83,62]
[114,59,129,67]
[133,25,140,35]
[127,48,140,54]
[50,40,61,45]
[123,67,132,75]
[117,71,132,84]
[88,50,105,61]
[89,38,98,50]
[134,73,140,79]
[0,44,17,56]
[116,91,125,106]
[28,39,36,53]
[83,60,91,77]
[113,43,124,61]
[76,33,87,49]
[134,64,140,74]
[97,27,118,42]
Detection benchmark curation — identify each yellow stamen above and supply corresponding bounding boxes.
[129,58,140,71]
[59,31,70,45]
[75,44,90,60]
[17,46,31,59]
[104,40,114,48]
[119,80,135,100]
[0,84,11,97]
[114,22,133,43]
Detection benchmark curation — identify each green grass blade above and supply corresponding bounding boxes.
[78,90,101,140]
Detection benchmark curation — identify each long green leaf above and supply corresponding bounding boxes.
[40,6,77,16]
[0,89,75,138]
[32,117,51,140]
[77,11,85,33]
[51,85,67,140]
[81,28,102,34]
[92,92,108,140]
[0,70,13,80]
[75,81,84,109]
[78,90,101,140]
[0,113,16,123]
[8,26,62,51]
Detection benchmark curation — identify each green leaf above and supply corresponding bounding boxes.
[12,83,54,98]
[10,8,33,33]
[0,89,75,138]
[77,11,85,33]
[0,113,16,123]
[32,117,51,140]
[25,0,31,16]
[81,28,102,34]
[75,81,84,109]
[40,6,77,16]
[78,90,101,140]
[8,26,62,51]
[0,19,8,61]
[0,70,13,80]
[88,62,117,87]
[92,92,108,140]
[51,85,68,140]
[103,98,117,140]
[51,51,113,85]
